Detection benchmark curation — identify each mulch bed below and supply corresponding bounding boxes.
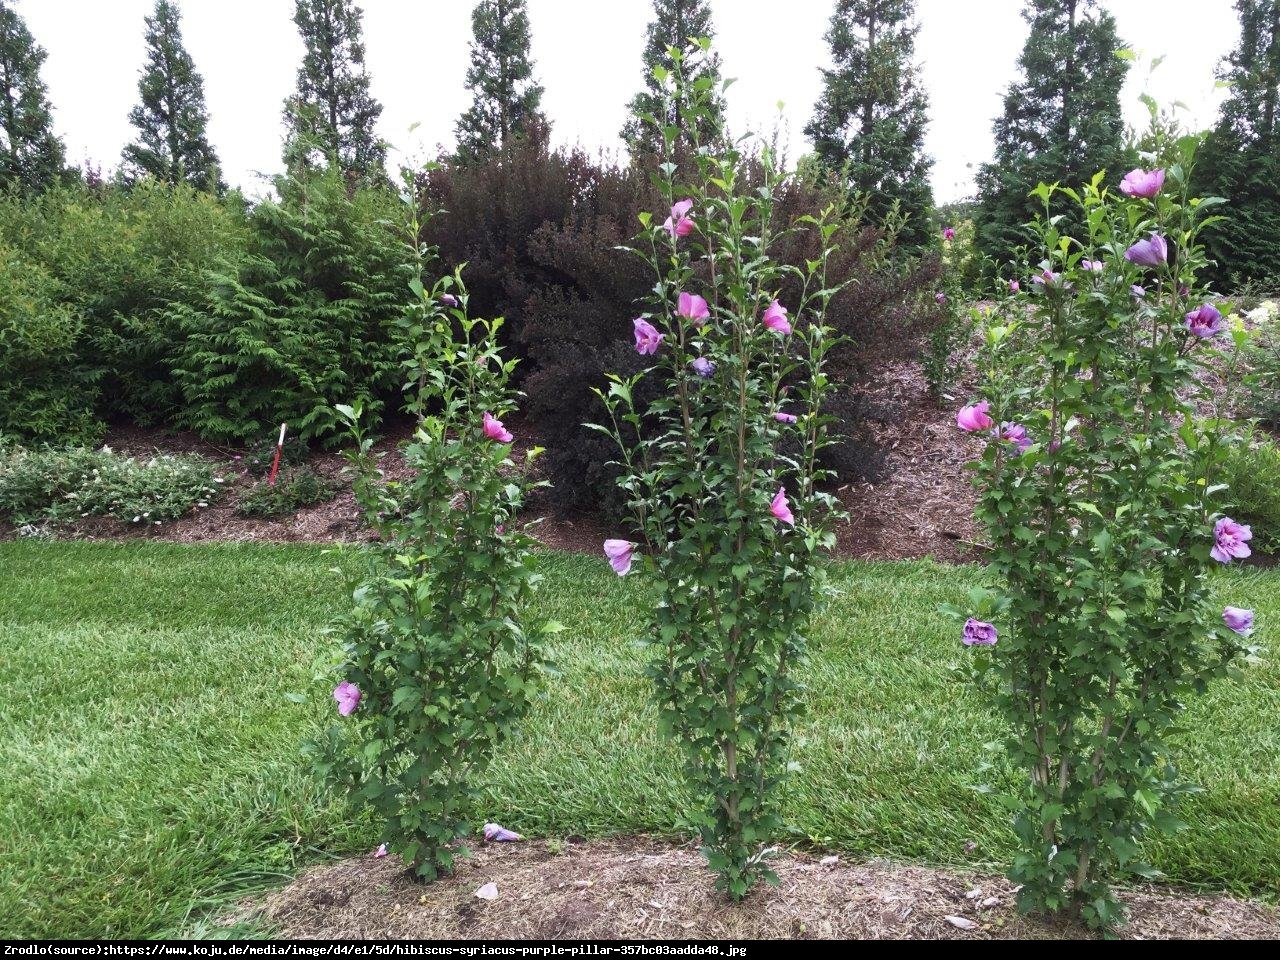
[241,836,1280,940]
[18,353,982,563]
[834,357,983,564]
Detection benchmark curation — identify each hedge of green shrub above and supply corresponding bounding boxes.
[0,180,249,433]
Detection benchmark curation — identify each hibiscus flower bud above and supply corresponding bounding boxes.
[761,299,791,335]
[662,198,695,238]
[770,486,795,526]
[677,291,710,326]
[1124,232,1168,268]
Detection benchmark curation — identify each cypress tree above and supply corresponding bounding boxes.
[621,0,724,157]
[121,0,222,191]
[455,0,545,162]
[1195,0,1280,286]
[974,0,1129,264]
[805,0,933,248]
[0,0,65,192]
[283,0,385,180]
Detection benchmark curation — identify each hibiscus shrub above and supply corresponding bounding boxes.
[952,143,1255,930]
[593,45,844,899]
[309,175,552,878]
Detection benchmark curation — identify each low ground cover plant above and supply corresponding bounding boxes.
[955,132,1257,930]
[0,444,220,527]
[236,466,339,518]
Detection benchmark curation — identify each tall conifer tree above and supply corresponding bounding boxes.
[974,0,1129,263]
[0,0,65,192]
[621,0,724,157]
[284,0,385,180]
[1196,0,1280,285]
[806,0,933,248]
[455,0,545,162]
[121,0,221,191]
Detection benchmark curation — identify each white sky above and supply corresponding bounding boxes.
[14,0,1241,203]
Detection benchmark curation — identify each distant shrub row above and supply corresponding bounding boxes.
[1,141,944,514]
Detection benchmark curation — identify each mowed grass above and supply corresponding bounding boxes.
[2,540,1278,937]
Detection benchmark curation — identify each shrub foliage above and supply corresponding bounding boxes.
[957,136,1251,929]
[311,177,551,878]
[595,47,845,898]
[170,167,408,445]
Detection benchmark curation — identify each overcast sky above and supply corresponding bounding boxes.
[14,0,1241,203]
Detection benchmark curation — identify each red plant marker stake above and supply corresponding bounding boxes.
[268,423,287,487]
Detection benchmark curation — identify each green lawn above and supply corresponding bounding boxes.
[2,540,1278,938]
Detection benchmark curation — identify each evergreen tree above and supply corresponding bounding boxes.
[974,0,1129,264]
[1195,0,1280,286]
[455,0,545,162]
[621,0,724,157]
[0,1,65,192]
[283,0,385,180]
[805,0,933,248]
[121,1,221,191]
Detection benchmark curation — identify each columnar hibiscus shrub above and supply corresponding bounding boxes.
[310,172,551,879]
[954,142,1256,930]
[594,47,843,899]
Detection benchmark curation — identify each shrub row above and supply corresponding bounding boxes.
[3,144,945,515]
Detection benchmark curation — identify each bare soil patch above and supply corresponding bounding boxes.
[244,836,1279,940]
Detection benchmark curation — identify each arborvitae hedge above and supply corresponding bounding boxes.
[171,167,409,445]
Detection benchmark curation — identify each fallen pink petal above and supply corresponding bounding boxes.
[483,822,523,842]
[962,619,998,646]
[1223,607,1254,635]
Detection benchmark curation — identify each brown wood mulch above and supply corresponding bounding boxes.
[239,836,1279,941]
[16,354,982,563]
